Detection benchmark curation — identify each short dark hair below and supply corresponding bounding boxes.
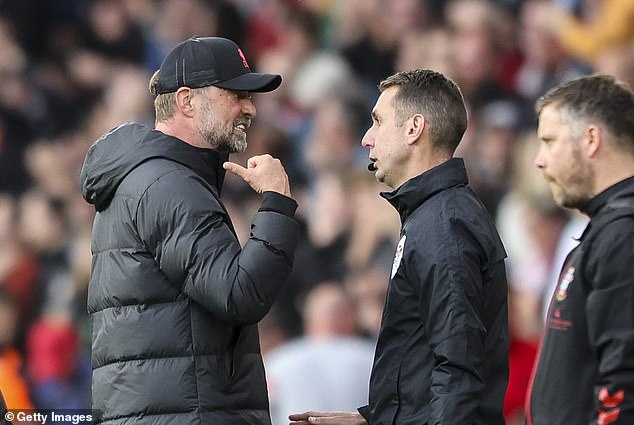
[536,74,634,155]
[379,69,468,154]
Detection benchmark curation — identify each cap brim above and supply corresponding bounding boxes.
[213,72,282,93]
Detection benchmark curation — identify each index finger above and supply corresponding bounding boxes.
[290,411,345,420]
[289,412,311,420]
[222,161,247,177]
[289,412,321,420]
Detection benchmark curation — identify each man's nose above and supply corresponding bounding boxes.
[361,128,373,148]
[534,147,545,169]
[242,98,256,118]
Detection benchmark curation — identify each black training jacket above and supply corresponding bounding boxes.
[527,176,634,425]
[358,158,509,425]
[0,389,10,425]
[80,123,299,424]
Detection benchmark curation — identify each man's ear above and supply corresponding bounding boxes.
[175,87,194,117]
[406,114,425,145]
[585,124,602,158]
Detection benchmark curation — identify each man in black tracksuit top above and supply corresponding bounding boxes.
[290,70,508,425]
[527,75,634,424]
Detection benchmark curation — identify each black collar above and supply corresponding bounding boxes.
[580,176,634,218]
[147,130,229,196]
[381,158,469,223]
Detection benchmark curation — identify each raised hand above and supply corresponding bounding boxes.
[223,154,291,197]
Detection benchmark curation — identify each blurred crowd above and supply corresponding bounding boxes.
[0,0,631,423]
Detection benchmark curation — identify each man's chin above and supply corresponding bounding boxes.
[230,138,247,154]
[211,135,247,153]
[551,189,567,208]
[554,193,584,210]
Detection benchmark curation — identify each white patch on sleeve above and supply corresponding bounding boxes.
[391,235,406,279]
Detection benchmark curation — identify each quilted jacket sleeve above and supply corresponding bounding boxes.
[135,168,299,324]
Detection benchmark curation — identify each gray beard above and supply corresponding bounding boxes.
[207,133,247,154]
[195,91,248,154]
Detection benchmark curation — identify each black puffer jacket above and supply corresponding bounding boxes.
[80,123,299,425]
[358,158,508,425]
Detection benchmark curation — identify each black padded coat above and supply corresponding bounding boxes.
[80,123,299,424]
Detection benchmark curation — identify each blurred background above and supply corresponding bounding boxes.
[0,0,631,423]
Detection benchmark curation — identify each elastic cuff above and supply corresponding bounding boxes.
[357,405,370,421]
[259,191,298,217]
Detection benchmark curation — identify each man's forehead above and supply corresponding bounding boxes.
[537,105,566,137]
[374,88,397,113]
[539,105,563,125]
[378,87,398,102]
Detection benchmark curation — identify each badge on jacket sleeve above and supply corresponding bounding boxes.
[391,235,406,278]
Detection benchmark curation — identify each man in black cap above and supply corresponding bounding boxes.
[80,37,300,424]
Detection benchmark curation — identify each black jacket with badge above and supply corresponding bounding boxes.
[527,176,634,425]
[358,158,509,425]
[80,123,299,424]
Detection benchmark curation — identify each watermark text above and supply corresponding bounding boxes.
[5,410,99,424]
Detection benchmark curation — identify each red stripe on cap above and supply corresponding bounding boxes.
[238,48,249,68]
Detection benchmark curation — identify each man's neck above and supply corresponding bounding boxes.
[156,121,208,149]
[394,151,451,189]
[592,156,634,198]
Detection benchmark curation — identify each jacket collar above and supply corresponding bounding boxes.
[145,129,229,197]
[580,175,634,217]
[81,123,230,211]
[381,158,468,223]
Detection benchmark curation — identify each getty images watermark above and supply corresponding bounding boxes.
[4,410,101,424]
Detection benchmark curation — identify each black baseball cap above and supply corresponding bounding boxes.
[153,37,282,95]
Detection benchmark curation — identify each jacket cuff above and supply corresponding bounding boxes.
[259,191,298,218]
[357,405,370,421]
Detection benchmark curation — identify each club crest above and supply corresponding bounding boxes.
[556,266,575,302]
[391,235,406,278]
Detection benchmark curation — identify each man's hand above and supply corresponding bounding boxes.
[223,154,291,197]
[288,411,367,425]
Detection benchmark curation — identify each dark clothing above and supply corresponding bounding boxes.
[358,158,509,425]
[0,389,11,425]
[527,176,634,425]
[80,123,299,424]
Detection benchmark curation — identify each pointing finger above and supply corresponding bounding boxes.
[223,161,248,178]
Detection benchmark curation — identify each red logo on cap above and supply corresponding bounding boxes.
[238,48,249,69]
